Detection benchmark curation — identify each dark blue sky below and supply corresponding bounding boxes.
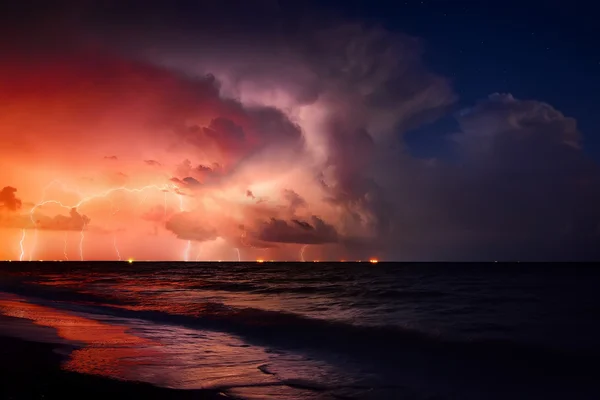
[296,1,599,161]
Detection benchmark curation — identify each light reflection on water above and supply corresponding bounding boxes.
[30,271,406,329]
[3,263,600,400]
[0,293,363,399]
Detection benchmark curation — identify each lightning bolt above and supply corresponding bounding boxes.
[79,222,86,261]
[113,234,121,261]
[19,232,25,262]
[19,182,179,261]
[27,181,59,261]
[63,231,69,261]
[184,240,191,262]
[20,180,89,261]
[234,247,241,262]
[300,244,308,262]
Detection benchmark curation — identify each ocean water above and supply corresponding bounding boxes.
[0,262,599,399]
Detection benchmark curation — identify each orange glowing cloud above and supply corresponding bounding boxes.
[0,50,359,261]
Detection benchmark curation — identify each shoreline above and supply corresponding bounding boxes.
[0,314,228,400]
[0,335,229,400]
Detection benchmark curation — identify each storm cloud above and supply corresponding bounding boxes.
[34,208,91,231]
[1,1,599,260]
[0,187,22,212]
[165,212,218,242]
[255,216,339,245]
[377,94,600,260]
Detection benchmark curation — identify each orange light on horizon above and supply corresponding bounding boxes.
[369,258,379,264]
[256,259,264,263]
[128,258,134,264]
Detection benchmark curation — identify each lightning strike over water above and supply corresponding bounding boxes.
[18,232,25,262]
[26,180,60,261]
[79,223,86,261]
[18,182,180,261]
[300,244,308,262]
[234,247,241,262]
[184,240,191,262]
[113,235,121,261]
[63,232,69,261]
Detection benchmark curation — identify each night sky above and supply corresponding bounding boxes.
[0,1,599,261]
[343,1,599,160]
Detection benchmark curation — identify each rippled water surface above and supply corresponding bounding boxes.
[1,262,599,399]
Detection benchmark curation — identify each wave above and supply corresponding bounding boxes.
[7,284,596,383]
[3,276,600,385]
[0,279,129,306]
[190,281,269,292]
[191,281,450,301]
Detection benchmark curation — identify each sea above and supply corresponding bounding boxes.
[0,262,599,399]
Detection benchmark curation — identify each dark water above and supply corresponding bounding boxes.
[1,262,599,399]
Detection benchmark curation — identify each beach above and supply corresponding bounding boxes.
[0,316,225,399]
